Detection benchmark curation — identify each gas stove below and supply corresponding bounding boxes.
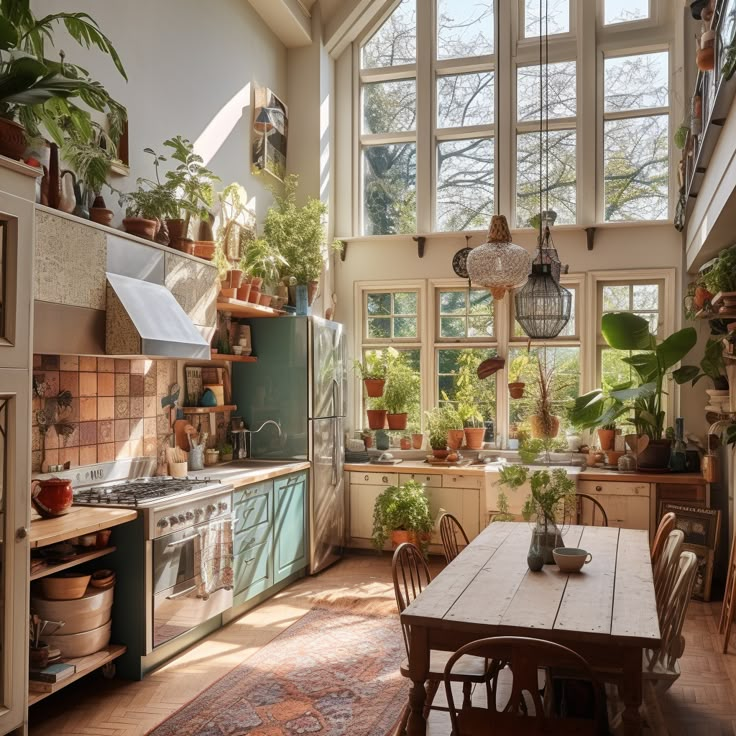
[74,477,219,507]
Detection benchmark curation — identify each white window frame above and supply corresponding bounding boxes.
[517,0,577,44]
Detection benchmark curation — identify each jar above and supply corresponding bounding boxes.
[189,445,204,471]
[702,453,718,482]
[618,453,637,472]
[204,449,220,466]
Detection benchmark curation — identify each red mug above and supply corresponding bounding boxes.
[31,478,73,518]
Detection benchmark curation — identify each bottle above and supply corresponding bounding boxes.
[670,417,687,473]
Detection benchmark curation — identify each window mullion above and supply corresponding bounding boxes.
[578,0,596,225]
[497,0,514,219]
[416,0,433,233]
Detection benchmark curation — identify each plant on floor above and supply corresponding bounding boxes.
[673,337,729,390]
[0,1,127,157]
[371,480,433,551]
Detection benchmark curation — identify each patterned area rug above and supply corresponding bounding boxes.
[147,606,407,736]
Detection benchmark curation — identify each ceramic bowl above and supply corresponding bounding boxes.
[40,572,91,600]
[553,547,592,573]
[45,620,111,658]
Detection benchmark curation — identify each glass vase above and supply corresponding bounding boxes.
[532,514,563,565]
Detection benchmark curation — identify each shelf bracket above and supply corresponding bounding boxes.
[413,235,426,258]
[338,240,348,262]
[584,227,597,252]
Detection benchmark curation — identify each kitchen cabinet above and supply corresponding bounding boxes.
[273,472,308,582]
[577,480,650,531]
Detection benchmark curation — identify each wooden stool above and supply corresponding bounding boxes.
[719,529,736,652]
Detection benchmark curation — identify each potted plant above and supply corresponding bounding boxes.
[212,182,250,265]
[570,313,697,470]
[354,352,388,398]
[702,245,736,301]
[528,358,561,439]
[0,4,126,159]
[497,465,576,564]
[597,423,617,452]
[366,396,387,430]
[454,352,485,449]
[371,480,433,551]
[674,337,729,390]
[383,353,419,430]
[508,353,529,399]
[263,174,342,305]
[425,405,458,458]
[218,442,233,463]
[239,237,287,306]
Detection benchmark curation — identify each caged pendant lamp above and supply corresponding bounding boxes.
[466,214,531,300]
[514,0,571,339]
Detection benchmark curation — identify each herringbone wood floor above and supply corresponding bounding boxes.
[27,554,736,735]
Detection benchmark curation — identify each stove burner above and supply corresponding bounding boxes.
[74,478,217,507]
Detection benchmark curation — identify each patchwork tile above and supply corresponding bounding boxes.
[44,427,59,449]
[143,436,157,456]
[130,419,144,440]
[98,357,115,373]
[80,397,97,422]
[128,438,144,457]
[130,359,145,375]
[115,397,130,419]
[115,441,131,459]
[79,445,97,466]
[60,355,79,371]
[114,419,130,442]
[79,421,97,445]
[98,420,114,444]
[62,425,79,448]
[144,417,157,438]
[115,374,130,396]
[130,396,144,419]
[98,373,115,397]
[79,372,97,397]
[59,371,79,396]
[34,371,59,397]
[41,355,60,370]
[58,446,79,467]
[156,414,170,435]
[79,356,97,372]
[144,373,157,396]
[129,374,144,396]
[97,397,114,421]
[32,451,41,473]
[98,443,115,462]
[41,448,58,469]
[115,359,130,373]
[144,396,158,417]
[32,429,41,452]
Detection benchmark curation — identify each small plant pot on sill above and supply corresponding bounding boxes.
[123,217,158,241]
[308,280,319,306]
[259,293,273,308]
[251,277,263,291]
[0,118,27,160]
[193,241,216,260]
[363,378,385,398]
[386,413,408,430]
[432,448,449,459]
[412,433,424,450]
[248,288,261,304]
[508,381,526,399]
[366,409,387,430]
[597,428,616,451]
[166,218,187,241]
[637,439,673,470]
[464,427,485,450]
[220,287,237,299]
[400,436,411,450]
[447,429,464,450]
[89,207,114,226]
[236,283,252,302]
[226,269,244,289]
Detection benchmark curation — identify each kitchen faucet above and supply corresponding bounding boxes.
[246,420,283,437]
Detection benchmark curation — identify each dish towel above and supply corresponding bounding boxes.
[195,517,234,598]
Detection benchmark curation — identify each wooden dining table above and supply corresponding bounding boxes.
[400,521,660,735]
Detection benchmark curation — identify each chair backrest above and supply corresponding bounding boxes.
[575,494,608,527]
[392,542,431,657]
[651,512,676,564]
[439,512,469,563]
[653,529,685,624]
[444,636,606,734]
[645,550,698,673]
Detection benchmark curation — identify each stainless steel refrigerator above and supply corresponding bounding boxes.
[232,316,347,574]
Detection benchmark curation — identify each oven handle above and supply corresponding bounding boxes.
[165,534,199,549]
[166,584,198,600]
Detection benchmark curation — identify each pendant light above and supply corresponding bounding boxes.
[514,0,572,339]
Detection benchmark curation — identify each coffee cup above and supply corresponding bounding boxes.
[553,547,592,573]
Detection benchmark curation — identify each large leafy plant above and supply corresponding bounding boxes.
[353,351,388,381]
[119,147,179,220]
[454,351,484,427]
[673,337,728,389]
[425,404,462,449]
[383,351,420,415]
[239,237,287,286]
[570,313,696,439]
[0,0,126,146]
[702,245,736,295]
[371,480,433,550]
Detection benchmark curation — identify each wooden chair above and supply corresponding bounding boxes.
[391,543,490,732]
[651,511,676,565]
[443,636,607,735]
[575,494,608,527]
[644,550,698,692]
[653,529,685,625]
[720,529,736,652]
[439,512,470,563]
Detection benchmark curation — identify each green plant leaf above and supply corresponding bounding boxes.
[0,16,19,50]
[601,312,656,350]
[655,327,697,371]
[672,365,700,385]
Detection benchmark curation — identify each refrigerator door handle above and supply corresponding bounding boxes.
[331,378,339,418]
[331,419,338,486]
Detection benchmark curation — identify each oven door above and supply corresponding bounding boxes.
[152,525,233,649]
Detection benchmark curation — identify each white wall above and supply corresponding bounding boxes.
[32,0,288,225]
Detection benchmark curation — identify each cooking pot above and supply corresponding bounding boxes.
[31,478,73,518]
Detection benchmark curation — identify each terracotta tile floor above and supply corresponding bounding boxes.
[27,554,736,735]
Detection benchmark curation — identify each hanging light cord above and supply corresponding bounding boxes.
[537,0,550,254]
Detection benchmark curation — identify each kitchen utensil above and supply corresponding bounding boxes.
[553,547,592,573]
[90,569,116,589]
[40,573,91,600]
[169,461,187,478]
[31,477,74,518]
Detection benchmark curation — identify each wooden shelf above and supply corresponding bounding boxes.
[181,405,237,414]
[30,507,137,549]
[30,546,116,581]
[208,354,257,363]
[695,309,736,320]
[217,298,282,318]
[28,644,126,705]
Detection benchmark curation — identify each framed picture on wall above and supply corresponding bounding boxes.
[251,86,288,181]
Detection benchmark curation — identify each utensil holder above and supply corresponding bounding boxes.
[188,446,204,471]
[169,462,187,478]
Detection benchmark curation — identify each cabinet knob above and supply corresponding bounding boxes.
[382,476,388,483]
[15,527,28,540]
[595,485,602,492]
[364,474,369,481]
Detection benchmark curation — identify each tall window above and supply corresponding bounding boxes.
[603,51,669,221]
[604,0,650,26]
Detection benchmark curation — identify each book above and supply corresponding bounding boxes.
[29,662,76,684]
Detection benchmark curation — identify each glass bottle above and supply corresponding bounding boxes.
[669,417,687,473]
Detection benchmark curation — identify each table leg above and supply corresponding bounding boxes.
[620,647,643,736]
[407,625,429,736]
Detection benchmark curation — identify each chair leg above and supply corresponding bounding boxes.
[462,681,472,708]
[394,701,409,736]
[424,679,440,719]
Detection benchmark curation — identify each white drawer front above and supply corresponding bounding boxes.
[442,474,483,490]
[578,480,650,497]
[399,472,442,487]
[350,471,399,487]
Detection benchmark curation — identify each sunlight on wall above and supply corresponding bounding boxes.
[194,82,252,167]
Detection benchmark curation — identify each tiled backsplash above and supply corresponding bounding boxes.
[32,355,177,472]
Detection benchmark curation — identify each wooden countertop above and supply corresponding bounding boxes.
[579,469,706,485]
[345,461,488,476]
[188,460,311,489]
[30,507,137,549]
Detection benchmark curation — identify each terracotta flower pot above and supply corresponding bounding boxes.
[597,428,616,451]
[251,277,263,291]
[400,437,411,450]
[89,208,114,226]
[308,280,319,305]
[259,293,273,307]
[464,427,485,450]
[236,283,252,302]
[387,413,408,430]
[529,415,560,439]
[0,117,27,160]
[694,286,713,311]
[227,269,244,289]
[412,433,424,450]
[193,241,216,260]
[364,378,385,398]
[248,288,261,304]
[176,238,195,255]
[220,287,237,299]
[363,434,373,449]
[367,409,387,430]
[390,530,431,549]
[432,448,449,459]
[508,382,526,399]
[447,429,464,450]
[638,439,673,470]
[166,218,187,241]
[122,217,158,241]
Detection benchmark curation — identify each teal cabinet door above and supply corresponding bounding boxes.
[233,481,274,601]
[273,471,308,582]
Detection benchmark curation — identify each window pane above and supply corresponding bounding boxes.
[603,115,668,222]
[440,291,466,314]
[362,0,416,68]
[367,317,391,338]
[364,348,421,432]
[604,52,668,112]
[605,0,649,25]
[437,72,494,128]
[363,143,416,235]
[468,315,493,337]
[516,129,576,227]
[367,292,391,315]
[439,288,494,338]
[437,348,497,425]
[639,312,659,333]
[440,316,466,337]
[524,0,569,36]
[362,80,416,134]
[602,285,630,312]
[393,291,417,314]
[437,0,494,59]
[517,62,576,121]
[469,289,492,313]
[437,137,494,231]
[632,284,659,311]
[394,316,418,337]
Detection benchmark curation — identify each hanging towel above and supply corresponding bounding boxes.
[195,517,234,597]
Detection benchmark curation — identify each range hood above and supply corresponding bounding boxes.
[106,273,210,359]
